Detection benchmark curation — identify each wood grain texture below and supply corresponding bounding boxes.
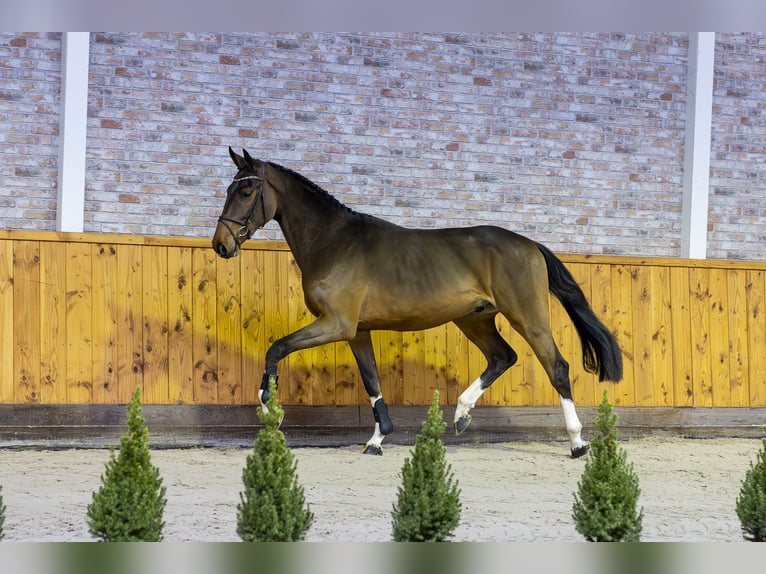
[2,232,766,410]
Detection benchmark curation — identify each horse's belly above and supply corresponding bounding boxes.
[357,297,484,331]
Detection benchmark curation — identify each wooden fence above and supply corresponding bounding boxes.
[2,230,766,409]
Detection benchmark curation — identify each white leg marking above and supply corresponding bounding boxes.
[560,397,586,452]
[365,422,385,451]
[455,377,485,422]
[362,395,387,453]
[258,389,269,415]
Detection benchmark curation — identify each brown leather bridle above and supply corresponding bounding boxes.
[217,165,265,248]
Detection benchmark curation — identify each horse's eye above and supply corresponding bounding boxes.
[240,186,253,198]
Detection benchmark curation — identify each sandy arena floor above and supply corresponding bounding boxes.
[0,437,761,542]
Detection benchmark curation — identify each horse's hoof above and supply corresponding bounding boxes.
[454,415,472,435]
[361,444,383,456]
[571,444,589,459]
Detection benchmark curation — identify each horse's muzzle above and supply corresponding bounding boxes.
[212,235,238,259]
[215,241,233,258]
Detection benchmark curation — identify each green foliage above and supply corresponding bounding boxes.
[736,426,766,541]
[391,389,462,542]
[237,377,314,541]
[0,484,5,541]
[572,389,643,542]
[87,387,167,542]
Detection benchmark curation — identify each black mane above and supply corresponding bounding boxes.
[267,162,357,216]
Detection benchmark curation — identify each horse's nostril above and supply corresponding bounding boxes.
[216,242,228,258]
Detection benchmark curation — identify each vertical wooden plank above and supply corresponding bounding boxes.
[590,262,617,404]
[65,242,93,404]
[311,341,335,406]
[286,256,312,405]
[500,321,528,407]
[567,262,592,406]
[403,330,428,405]
[708,268,731,406]
[336,339,362,405]
[0,240,14,403]
[143,246,170,404]
[630,265,655,406]
[424,325,447,404]
[116,244,144,403]
[379,330,404,405]
[167,246,194,404]
[630,264,674,406]
[445,322,468,407]
[512,319,532,406]
[92,244,119,404]
[240,249,265,405]
[727,269,749,407]
[651,265,673,406]
[192,247,217,403]
[669,267,694,406]
[215,256,242,405]
[747,270,766,406]
[39,242,67,403]
[610,265,635,406]
[13,241,41,403]
[262,250,289,403]
[689,267,713,406]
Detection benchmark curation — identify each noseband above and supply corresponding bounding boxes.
[217,169,265,248]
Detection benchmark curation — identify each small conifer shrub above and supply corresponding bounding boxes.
[391,389,462,542]
[572,389,643,542]
[0,484,5,540]
[87,386,167,542]
[735,426,766,541]
[237,377,313,541]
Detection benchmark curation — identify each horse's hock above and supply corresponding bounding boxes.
[2,230,766,447]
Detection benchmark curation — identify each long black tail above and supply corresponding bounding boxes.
[536,243,623,382]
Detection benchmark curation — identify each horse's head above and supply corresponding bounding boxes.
[212,147,278,258]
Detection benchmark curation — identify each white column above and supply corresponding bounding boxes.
[56,32,90,232]
[680,32,715,259]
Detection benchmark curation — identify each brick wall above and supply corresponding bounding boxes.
[709,33,766,260]
[0,33,61,230]
[82,32,689,256]
[0,32,764,260]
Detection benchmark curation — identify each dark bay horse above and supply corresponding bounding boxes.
[212,148,623,457]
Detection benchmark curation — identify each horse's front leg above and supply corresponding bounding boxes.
[348,331,392,456]
[259,315,355,412]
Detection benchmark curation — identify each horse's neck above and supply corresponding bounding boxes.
[275,185,350,271]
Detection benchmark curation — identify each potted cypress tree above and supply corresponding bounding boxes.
[572,389,643,541]
[87,386,167,542]
[391,389,461,542]
[735,426,766,541]
[237,378,313,541]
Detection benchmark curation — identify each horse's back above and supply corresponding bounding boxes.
[339,222,547,331]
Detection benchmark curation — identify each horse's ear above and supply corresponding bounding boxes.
[242,148,257,167]
[229,147,246,168]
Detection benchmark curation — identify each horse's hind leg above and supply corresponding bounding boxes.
[503,310,588,458]
[348,330,392,456]
[452,312,518,434]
